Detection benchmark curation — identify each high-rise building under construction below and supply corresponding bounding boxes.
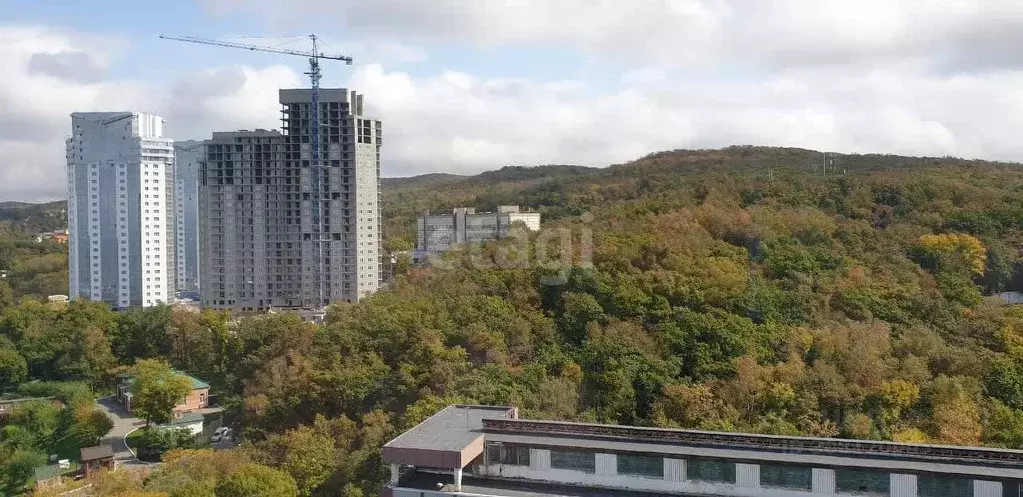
[198,89,382,312]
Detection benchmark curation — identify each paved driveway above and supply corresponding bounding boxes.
[95,396,148,466]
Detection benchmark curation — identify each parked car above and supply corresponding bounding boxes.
[210,427,229,443]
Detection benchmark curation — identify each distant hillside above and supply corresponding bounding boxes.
[380,165,600,250]
[610,145,1013,176]
[0,200,66,234]
[379,146,1022,251]
[381,173,466,189]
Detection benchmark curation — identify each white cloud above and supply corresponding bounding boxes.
[350,63,1023,176]
[7,2,1023,201]
[200,0,1023,72]
[0,25,303,201]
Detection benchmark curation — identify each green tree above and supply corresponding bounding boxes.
[138,427,196,460]
[986,358,1023,409]
[0,346,27,389]
[67,402,115,448]
[9,399,61,449]
[131,359,193,426]
[557,292,606,345]
[215,463,298,497]
[113,305,173,361]
[255,425,337,496]
[984,401,1023,449]
[0,280,13,311]
[2,449,47,492]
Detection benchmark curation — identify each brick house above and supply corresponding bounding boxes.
[116,371,210,418]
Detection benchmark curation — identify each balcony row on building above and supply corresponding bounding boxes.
[381,405,1023,497]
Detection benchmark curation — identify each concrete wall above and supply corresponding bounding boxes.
[175,387,208,412]
[162,420,203,436]
[504,212,541,231]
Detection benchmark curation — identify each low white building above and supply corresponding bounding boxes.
[157,412,204,436]
[382,405,1023,497]
[415,206,540,258]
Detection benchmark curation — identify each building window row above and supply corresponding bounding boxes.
[483,443,984,496]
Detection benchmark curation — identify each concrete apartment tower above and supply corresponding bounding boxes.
[199,88,382,312]
[67,112,175,309]
[174,140,203,295]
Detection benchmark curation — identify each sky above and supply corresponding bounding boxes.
[4,1,1023,201]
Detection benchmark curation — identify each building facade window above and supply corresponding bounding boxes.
[550,449,595,474]
[486,443,530,467]
[835,469,889,496]
[918,474,971,497]
[687,458,735,484]
[617,453,662,478]
[760,464,812,491]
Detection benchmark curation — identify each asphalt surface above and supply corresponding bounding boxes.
[95,396,149,466]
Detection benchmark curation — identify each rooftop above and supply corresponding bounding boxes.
[33,464,62,481]
[385,405,517,453]
[80,445,113,462]
[382,405,517,469]
[120,371,209,390]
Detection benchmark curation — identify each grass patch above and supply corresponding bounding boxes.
[50,434,85,460]
[125,427,146,451]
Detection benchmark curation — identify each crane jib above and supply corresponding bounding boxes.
[160,33,355,307]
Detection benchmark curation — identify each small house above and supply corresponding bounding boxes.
[33,464,64,489]
[79,445,114,478]
[116,371,210,416]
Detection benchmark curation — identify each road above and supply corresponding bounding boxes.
[95,396,149,467]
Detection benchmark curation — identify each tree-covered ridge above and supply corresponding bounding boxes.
[374,146,1023,445]
[11,146,1023,495]
[0,201,66,235]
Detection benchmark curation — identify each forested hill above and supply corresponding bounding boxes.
[381,146,1019,250]
[371,144,1023,445]
[0,200,65,234]
[13,146,1023,494]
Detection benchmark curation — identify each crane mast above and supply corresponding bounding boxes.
[160,34,353,309]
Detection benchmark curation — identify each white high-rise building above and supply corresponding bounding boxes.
[199,88,382,312]
[174,140,203,295]
[67,112,175,309]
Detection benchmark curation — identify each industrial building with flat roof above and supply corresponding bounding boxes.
[381,405,1023,497]
[415,206,540,260]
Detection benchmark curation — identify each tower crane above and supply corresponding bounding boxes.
[160,34,354,309]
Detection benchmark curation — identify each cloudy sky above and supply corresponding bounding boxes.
[4,0,1023,201]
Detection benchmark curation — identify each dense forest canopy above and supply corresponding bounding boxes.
[0,200,68,304]
[9,146,1023,495]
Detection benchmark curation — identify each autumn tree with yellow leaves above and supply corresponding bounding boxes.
[917,232,988,275]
